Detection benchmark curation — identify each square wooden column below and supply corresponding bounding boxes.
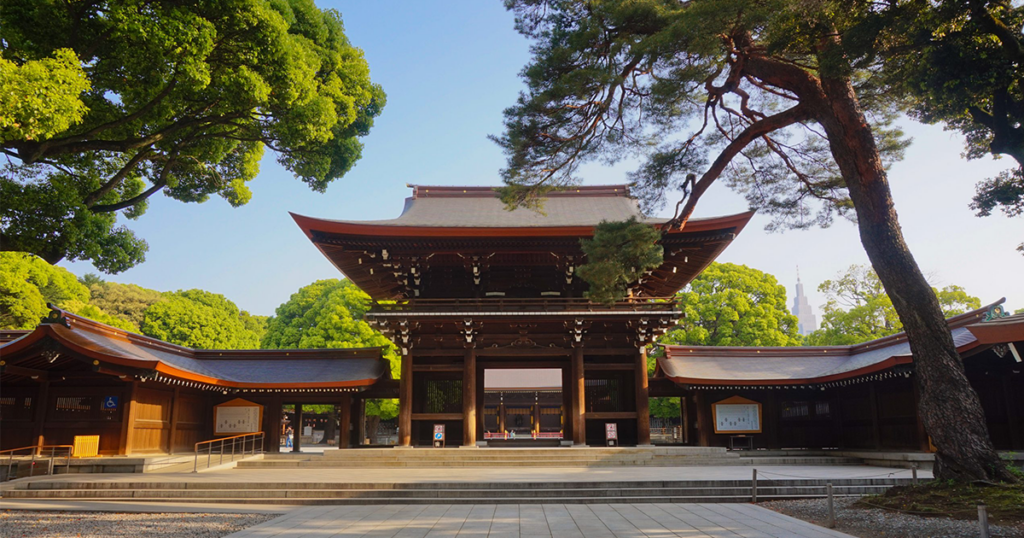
[31,380,50,454]
[399,351,413,446]
[475,366,485,439]
[118,381,139,455]
[561,366,573,441]
[167,387,181,453]
[463,346,477,446]
[571,345,586,445]
[292,403,303,453]
[635,346,651,446]
[338,394,352,449]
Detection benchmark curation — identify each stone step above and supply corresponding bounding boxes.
[0,494,877,505]
[236,458,743,469]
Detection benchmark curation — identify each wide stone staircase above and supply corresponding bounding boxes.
[235,447,864,469]
[2,477,910,505]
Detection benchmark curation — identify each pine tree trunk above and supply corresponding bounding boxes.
[814,74,1014,482]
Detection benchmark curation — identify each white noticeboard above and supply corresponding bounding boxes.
[215,405,261,435]
[712,397,762,434]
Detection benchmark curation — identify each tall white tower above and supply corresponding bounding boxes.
[792,268,818,335]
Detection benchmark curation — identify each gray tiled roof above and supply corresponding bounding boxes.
[659,327,979,383]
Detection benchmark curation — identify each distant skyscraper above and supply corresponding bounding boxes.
[792,269,818,335]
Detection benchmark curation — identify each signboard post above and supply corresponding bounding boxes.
[605,423,618,447]
[433,424,445,448]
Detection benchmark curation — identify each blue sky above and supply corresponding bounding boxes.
[61,0,1023,321]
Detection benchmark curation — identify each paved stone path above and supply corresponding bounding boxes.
[225,503,855,538]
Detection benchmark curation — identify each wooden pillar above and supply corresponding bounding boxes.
[339,394,352,449]
[267,396,282,453]
[475,366,485,439]
[1004,376,1023,450]
[399,351,413,446]
[831,390,845,450]
[635,346,651,446]
[463,346,477,446]
[561,366,573,441]
[868,383,882,449]
[31,380,50,454]
[292,403,303,453]
[532,398,541,436]
[765,390,781,449]
[572,345,586,445]
[498,401,506,434]
[680,391,689,445]
[118,381,138,455]
[168,387,181,453]
[357,399,366,446]
[695,391,710,447]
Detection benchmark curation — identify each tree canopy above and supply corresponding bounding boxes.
[0,0,385,272]
[86,280,164,327]
[806,265,982,345]
[496,0,1014,482]
[262,278,399,419]
[660,262,801,348]
[141,289,266,349]
[0,252,136,330]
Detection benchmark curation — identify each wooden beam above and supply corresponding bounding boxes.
[1,364,48,380]
[411,413,462,421]
[585,411,638,419]
[585,363,634,371]
[463,346,477,447]
[635,347,651,446]
[413,364,464,372]
[399,351,412,446]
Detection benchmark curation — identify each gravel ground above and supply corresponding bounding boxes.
[763,497,1024,538]
[0,510,280,538]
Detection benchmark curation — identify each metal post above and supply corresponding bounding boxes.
[220,439,225,465]
[752,468,757,503]
[826,483,836,529]
[911,463,918,486]
[978,504,990,538]
[29,452,35,477]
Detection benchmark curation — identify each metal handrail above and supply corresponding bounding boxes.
[1,445,74,482]
[193,432,264,473]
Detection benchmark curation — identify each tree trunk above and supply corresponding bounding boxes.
[815,74,1015,482]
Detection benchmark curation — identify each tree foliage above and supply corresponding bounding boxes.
[576,217,663,304]
[87,280,164,326]
[141,289,266,349]
[854,0,1023,221]
[0,252,135,330]
[1,0,385,272]
[660,262,801,348]
[807,265,982,345]
[262,279,399,418]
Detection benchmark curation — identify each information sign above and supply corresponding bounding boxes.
[102,396,118,411]
[605,423,618,440]
[213,398,263,435]
[433,424,445,448]
[711,396,762,434]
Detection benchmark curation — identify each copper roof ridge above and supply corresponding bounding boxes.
[407,184,631,199]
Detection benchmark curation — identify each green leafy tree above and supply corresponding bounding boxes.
[1,0,385,272]
[87,281,164,327]
[576,217,663,304]
[660,263,801,348]
[262,279,399,421]
[141,289,265,349]
[807,265,982,345]
[853,1,1023,225]
[0,48,90,142]
[0,251,135,330]
[496,0,1012,482]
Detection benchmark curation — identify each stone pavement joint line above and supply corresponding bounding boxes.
[223,503,855,538]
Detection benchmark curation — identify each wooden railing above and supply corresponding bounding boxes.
[193,432,264,473]
[1,445,74,482]
[370,297,680,314]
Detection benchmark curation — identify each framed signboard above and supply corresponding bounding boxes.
[214,398,263,436]
[711,396,762,434]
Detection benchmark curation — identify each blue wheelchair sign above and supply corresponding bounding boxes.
[102,396,119,411]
